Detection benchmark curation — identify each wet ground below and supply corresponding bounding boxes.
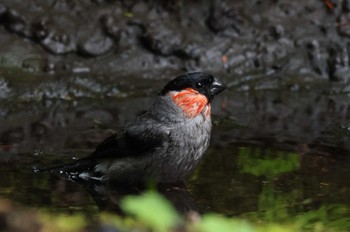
[1,0,350,229]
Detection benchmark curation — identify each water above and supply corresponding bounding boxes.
[1,88,350,226]
[190,145,350,217]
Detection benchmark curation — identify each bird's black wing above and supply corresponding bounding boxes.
[89,116,170,159]
[42,116,169,175]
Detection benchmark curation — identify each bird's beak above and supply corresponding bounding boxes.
[210,78,226,96]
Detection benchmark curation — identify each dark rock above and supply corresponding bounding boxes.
[0,4,6,16]
[343,0,350,12]
[78,28,115,56]
[338,13,350,37]
[31,123,47,139]
[1,127,24,144]
[327,44,350,81]
[32,15,77,54]
[0,0,350,84]
[0,78,10,99]
[131,1,149,16]
[207,1,237,33]
[142,21,182,56]
[43,62,55,73]
[1,8,30,37]
[307,40,328,78]
[31,17,51,41]
[270,25,285,39]
[41,33,76,54]
[100,14,122,40]
[177,42,203,59]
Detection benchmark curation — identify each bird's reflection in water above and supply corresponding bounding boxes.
[69,178,200,215]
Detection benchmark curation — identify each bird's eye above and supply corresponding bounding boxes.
[195,82,204,89]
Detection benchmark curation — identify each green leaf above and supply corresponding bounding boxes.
[120,191,180,232]
[198,214,255,232]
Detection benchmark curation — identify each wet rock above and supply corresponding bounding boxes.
[1,127,24,144]
[207,1,238,33]
[337,13,350,37]
[76,14,122,57]
[131,1,149,16]
[0,78,10,99]
[21,59,40,73]
[0,4,6,16]
[0,3,124,57]
[31,17,51,41]
[0,0,350,88]
[31,122,47,139]
[32,16,77,54]
[72,66,91,73]
[43,62,55,73]
[78,27,114,56]
[41,33,76,54]
[1,8,30,37]
[343,0,350,11]
[142,21,182,56]
[307,40,328,78]
[270,25,285,39]
[327,44,350,81]
[100,14,122,41]
[257,38,294,68]
[178,42,203,59]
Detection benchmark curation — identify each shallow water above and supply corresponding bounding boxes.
[1,142,350,223]
[1,85,350,226]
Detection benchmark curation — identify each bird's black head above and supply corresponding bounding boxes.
[160,72,226,102]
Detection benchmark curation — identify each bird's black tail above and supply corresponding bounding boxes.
[35,158,97,177]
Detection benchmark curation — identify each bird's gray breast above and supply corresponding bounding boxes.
[154,112,212,181]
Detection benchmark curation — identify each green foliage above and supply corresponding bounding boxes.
[118,190,350,232]
[40,213,87,232]
[120,190,180,232]
[198,214,255,232]
[237,147,300,177]
[27,190,349,232]
[295,205,350,231]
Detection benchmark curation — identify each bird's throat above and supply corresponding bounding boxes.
[170,88,211,118]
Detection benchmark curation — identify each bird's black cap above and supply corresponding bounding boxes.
[160,72,226,101]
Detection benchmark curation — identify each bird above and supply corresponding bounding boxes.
[47,72,226,184]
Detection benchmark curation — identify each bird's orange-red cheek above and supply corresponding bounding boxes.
[170,88,209,118]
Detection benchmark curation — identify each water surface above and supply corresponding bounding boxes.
[1,86,350,227]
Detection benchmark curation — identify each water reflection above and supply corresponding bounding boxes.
[1,89,350,227]
[0,142,350,228]
[80,181,199,215]
[190,144,350,222]
[237,147,300,177]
